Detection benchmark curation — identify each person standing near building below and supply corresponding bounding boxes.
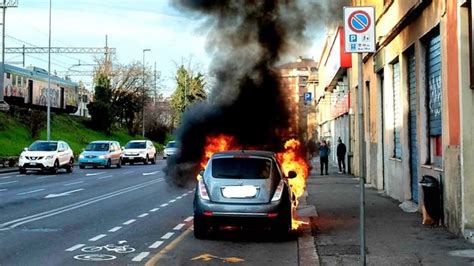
[319,140,330,175]
[337,137,347,174]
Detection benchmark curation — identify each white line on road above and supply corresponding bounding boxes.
[122,170,134,175]
[123,219,136,225]
[89,234,107,241]
[176,196,183,200]
[150,208,159,212]
[161,232,174,239]
[16,175,26,177]
[86,172,106,176]
[0,172,13,176]
[65,244,85,252]
[181,193,187,197]
[0,189,7,192]
[37,175,53,179]
[138,213,149,218]
[64,181,84,186]
[108,226,122,232]
[160,203,168,207]
[98,175,113,180]
[17,188,45,196]
[173,223,185,230]
[0,175,12,179]
[44,189,84,199]
[184,216,194,222]
[149,241,164,249]
[142,171,160,176]
[0,178,164,230]
[132,252,150,262]
[0,180,18,185]
[169,199,176,203]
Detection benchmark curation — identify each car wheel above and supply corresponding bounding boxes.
[19,168,27,174]
[193,215,208,239]
[117,159,122,168]
[66,158,74,173]
[144,155,149,165]
[105,159,111,169]
[79,165,85,169]
[151,154,156,164]
[51,160,59,174]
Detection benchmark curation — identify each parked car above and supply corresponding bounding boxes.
[193,150,297,239]
[121,140,156,165]
[163,140,179,159]
[78,141,122,169]
[18,140,74,174]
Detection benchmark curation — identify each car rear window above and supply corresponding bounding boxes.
[212,158,272,179]
[125,142,146,149]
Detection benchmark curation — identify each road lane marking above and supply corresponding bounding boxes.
[149,241,164,249]
[17,188,45,195]
[176,196,183,199]
[184,216,194,222]
[89,234,107,241]
[122,170,134,175]
[150,208,159,212]
[132,252,150,262]
[160,203,168,207]
[37,175,53,179]
[86,172,106,176]
[44,189,84,199]
[145,229,192,266]
[0,189,7,192]
[123,219,136,225]
[108,226,122,232]
[0,175,12,179]
[98,175,113,180]
[142,171,160,176]
[16,175,26,177]
[0,178,164,230]
[0,180,18,185]
[161,232,174,239]
[64,181,84,186]
[169,199,176,203]
[138,213,149,218]
[65,244,85,251]
[173,224,185,230]
[0,172,14,176]
[181,193,187,197]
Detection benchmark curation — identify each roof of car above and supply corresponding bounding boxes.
[128,140,147,142]
[212,150,276,159]
[90,140,117,143]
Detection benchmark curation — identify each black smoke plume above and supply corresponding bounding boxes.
[166,0,348,187]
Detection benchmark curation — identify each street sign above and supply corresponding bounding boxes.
[344,6,376,53]
[304,92,312,102]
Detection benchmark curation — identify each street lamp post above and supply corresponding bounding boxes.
[142,48,150,138]
[47,0,52,141]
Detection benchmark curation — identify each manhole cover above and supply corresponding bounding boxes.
[448,249,474,258]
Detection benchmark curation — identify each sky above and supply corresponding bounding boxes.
[4,0,325,96]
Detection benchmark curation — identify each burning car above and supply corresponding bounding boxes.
[193,150,297,239]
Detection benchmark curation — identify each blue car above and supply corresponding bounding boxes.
[78,141,122,169]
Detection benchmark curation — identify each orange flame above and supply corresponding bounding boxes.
[200,134,237,170]
[277,139,309,229]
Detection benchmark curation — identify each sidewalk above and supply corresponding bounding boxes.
[306,157,474,265]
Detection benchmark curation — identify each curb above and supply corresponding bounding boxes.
[0,168,18,174]
[297,190,320,266]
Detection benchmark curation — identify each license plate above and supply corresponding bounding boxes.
[222,186,258,198]
[30,162,36,166]
[88,160,93,163]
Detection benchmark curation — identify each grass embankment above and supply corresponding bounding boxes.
[0,112,155,157]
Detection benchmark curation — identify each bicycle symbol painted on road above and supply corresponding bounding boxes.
[73,241,136,261]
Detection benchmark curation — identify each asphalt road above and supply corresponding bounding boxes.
[0,160,300,265]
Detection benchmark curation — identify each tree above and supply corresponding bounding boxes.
[170,65,207,127]
[87,73,113,134]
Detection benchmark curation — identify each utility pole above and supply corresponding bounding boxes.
[47,0,51,141]
[0,0,18,111]
[142,49,150,138]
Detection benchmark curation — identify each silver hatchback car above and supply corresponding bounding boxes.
[193,150,296,239]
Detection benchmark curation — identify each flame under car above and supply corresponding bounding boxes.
[193,150,296,239]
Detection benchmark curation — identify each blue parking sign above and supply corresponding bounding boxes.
[349,34,357,42]
[304,92,312,102]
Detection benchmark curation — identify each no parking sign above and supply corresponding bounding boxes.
[344,6,376,53]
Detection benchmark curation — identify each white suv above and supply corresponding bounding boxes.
[121,140,156,165]
[19,140,75,174]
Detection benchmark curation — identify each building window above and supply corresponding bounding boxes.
[425,31,443,166]
[392,60,402,159]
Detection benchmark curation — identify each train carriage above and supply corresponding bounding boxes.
[2,64,79,113]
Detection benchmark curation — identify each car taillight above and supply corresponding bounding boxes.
[198,179,210,200]
[271,179,285,202]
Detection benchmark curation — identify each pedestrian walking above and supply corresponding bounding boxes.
[337,137,347,174]
[319,140,330,175]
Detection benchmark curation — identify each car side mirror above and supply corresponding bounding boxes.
[23,147,28,151]
[287,170,297,179]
